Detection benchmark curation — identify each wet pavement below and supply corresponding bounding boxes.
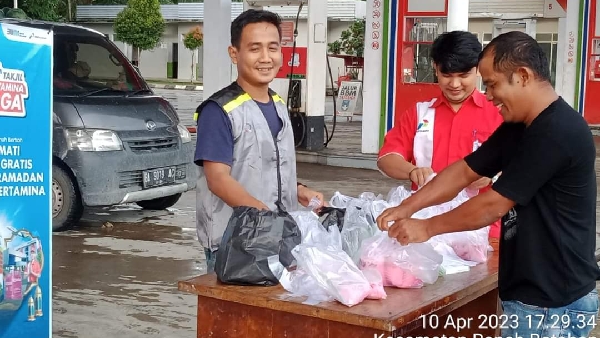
[52,162,400,338]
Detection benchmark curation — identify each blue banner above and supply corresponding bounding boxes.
[0,22,53,338]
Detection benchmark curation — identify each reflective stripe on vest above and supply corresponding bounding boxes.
[192,93,287,122]
[413,98,437,168]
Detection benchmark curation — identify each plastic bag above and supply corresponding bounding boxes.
[215,205,302,286]
[430,241,477,275]
[410,191,470,220]
[340,197,381,264]
[431,227,491,263]
[362,268,387,300]
[329,191,353,209]
[279,268,334,305]
[386,185,412,206]
[369,200,392,221]
[359,232,442,288]
[273,218,342,305]
[317,206,345,233]
[292,244,372,307]
[358,192,384,202]
[290,210,342,250]
[280,212,386,307]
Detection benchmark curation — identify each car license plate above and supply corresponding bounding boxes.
[143,167,176,189]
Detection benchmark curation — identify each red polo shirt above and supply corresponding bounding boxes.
[378,90,503,237]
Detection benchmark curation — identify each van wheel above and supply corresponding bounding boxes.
[52,164,83,231]
[136,193,182,210]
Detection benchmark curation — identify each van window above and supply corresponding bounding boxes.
[53,35,144,95]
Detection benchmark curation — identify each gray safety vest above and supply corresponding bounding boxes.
[194,82,299,251]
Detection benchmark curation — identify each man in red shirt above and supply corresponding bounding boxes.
[377,31,503,238]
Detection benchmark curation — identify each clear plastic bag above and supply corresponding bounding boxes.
[362,267,387,300]
[290,210,342,250]
[358,192,384,202]
[358,232,442,288]
[386,185,412,206]
[278,267,334,305]
[411,190,470,220]
[329,191,354,209]
[369,200,392,221]
[340,197,381,264]
[279,211,387,307]
[293,245,372,307]
[431,227,491,263]
[429,241,477,275]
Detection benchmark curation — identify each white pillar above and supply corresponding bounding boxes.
[447,0,469,32]
[304,0,328,150]
[555,17,567,97]
[203,0,232,99]
[361,0,382,154]
[559,0,582,107]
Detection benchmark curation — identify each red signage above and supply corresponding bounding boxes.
[276,46,307,79]
[281,21,294,45]
[0,63,29,117]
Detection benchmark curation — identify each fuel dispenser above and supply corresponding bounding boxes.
[245,0,335,150]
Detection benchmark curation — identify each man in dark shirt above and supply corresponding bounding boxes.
[376,31,600,337]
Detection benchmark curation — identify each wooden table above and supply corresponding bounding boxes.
[179,241,500,338]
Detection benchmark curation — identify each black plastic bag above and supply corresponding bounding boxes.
[214,202,301,286]
[214,133,302,286]
[318,206,345,232]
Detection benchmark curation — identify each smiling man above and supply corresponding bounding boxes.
[376,31,600,338]
[377,31,503,238]
[193,9,324,273]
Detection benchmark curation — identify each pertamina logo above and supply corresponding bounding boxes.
[0,61,29,118]
[417,119,429,132]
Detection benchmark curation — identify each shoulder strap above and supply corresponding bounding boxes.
[193,82,246,121]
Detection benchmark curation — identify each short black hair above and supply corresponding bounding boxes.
[430,31,482,74]
[479,31,551,83]
[230,9,282,48]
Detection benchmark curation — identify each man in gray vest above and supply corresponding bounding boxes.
[193,9,325,273]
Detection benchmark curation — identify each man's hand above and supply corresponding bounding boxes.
[376,205,414,231]
[204,161,270,210]
[467,176,492,190]
[297,185,325,210]
[388,218,432,245]
[409,167,434,187]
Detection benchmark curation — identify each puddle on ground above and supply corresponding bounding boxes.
[52,221,204,337]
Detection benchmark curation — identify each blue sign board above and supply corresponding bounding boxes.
[0,22,53,338]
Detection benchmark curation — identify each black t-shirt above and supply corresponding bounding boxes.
[464,97,600,307]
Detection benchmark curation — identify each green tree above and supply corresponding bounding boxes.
[0,0,63,21]
[182,25,203,83]
[338,19,365,57]
[5,7,28,19]
[21,0,62,21]
[113,0,165,66]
